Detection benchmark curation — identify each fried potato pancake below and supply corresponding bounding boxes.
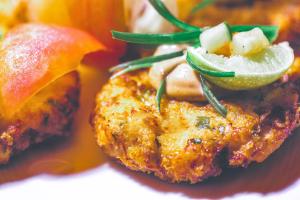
[92,59,300,183]
[0,72,80,164]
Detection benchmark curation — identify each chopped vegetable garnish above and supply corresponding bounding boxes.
[200,22,232,53]
[109,0,286,118]
[230,25,279,43]
[112,30,201,45]
[196,116,211,129]
[147,0,279,43]
[186,52,235,77]
[199,75,228,117]
[156,79,166,112]
[231,27,270,56]
[149,0,199,31]
[110,50,184,72]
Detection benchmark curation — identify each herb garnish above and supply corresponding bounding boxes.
[196,116,211,129]
[112,31,201,45]
[156,79,166,113]
[111,63,152,79]
[199,75,228,117]
[186,52,235,77]
[112,26,278,46]
[119,0,278,43]
[110,0,279,117]
[149,0,199,31]
[110,51,184,72]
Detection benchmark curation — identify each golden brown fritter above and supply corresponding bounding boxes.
[92,59,300,183]
[0,72,80,164]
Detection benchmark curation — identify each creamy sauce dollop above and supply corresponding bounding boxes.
[149,45,206,101]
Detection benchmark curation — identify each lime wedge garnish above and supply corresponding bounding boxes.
[187,42,294,90]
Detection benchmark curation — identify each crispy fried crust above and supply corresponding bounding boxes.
[92,64,300,183]
[0,72,80,164]
[91,0,300,184]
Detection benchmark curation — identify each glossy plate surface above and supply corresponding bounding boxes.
[0,63,300,200]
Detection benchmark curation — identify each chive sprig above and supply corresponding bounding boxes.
[110,51,184,72]
[109,0,279,117]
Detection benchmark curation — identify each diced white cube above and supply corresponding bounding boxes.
[231,27,270,56]
[200,22,231,53]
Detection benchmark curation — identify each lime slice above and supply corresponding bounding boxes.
[187,42,294,90]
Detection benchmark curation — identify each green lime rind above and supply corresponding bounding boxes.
[187,42,294,90]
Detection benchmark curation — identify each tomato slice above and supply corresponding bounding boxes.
[0,23,104,118]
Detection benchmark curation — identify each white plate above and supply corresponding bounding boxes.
[0,65,300,200]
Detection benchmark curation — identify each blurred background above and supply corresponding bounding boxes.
[1,0,299,59]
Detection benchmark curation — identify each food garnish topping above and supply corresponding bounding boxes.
[109,0,294,117]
